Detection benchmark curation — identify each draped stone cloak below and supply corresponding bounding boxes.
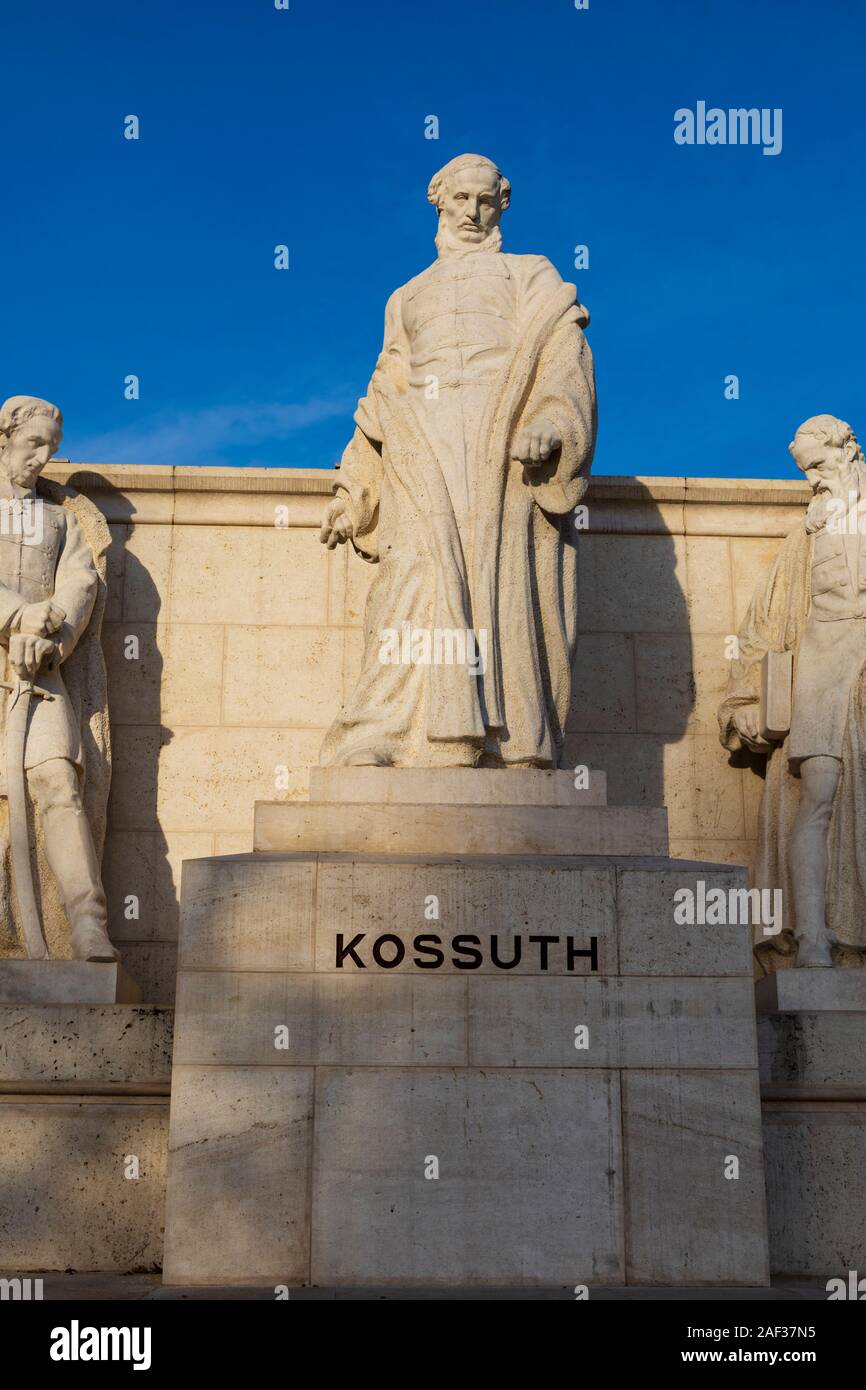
[718,518,866,960]
[320,250,597,768]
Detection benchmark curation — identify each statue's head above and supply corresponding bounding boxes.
[427,154,510,254]
[789,414,864,492]
[0,396,63,489]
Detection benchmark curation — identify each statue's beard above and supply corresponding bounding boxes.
[435,219,502,258]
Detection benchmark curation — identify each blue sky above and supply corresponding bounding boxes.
[2,0,864,478]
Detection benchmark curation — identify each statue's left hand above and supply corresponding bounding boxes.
[9,632,56,680]
[512,417,561,468]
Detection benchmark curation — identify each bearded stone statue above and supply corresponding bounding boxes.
[319,153,597,769]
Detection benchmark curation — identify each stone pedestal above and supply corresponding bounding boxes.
[162,774,769,1287]
[758,968,866,1278]
[0,1002,172,1271]
[0,960,141,1005]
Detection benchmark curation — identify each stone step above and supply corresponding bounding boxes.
[0,960,141,1005]
[253,800,668,857]
[309,766,607,806]
[756,967,866,1013]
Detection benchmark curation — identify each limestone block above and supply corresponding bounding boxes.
[105,621,225,729]
[254,801,669,857]
[157,727,323,832]
[102,830,214,943]
[686,504,805,541]
[567,633,636,732]
[756,968,866,1013]
[468,977,758,1069]
[180,857,315,970]
[690,633,736,733]
[173,972,468,1067]
[121,523,174,622]
[116,943,178,1007]
[0,961,140,1005]
[577,534,690,633]
[161,625,225,726]
[106,726,161,831]
[684,536,734,633]
[663,736,746,841]
[103,622,160,726]
[222,626,344,727]
[162,1065,313,1284]
[633,633,694,735]
[669,838,754,871]
[758,1011,866,1093]
[171,490,324,528]
[311,1068,625,1287]
[615,864,753,976]
[314,857,617,974]
[763,1106,866,1276]
[0,1099,167,1271]
[213,830,253,855]
[562,731,667,808]
[622,1070,769,1285]
[0,1004,172,1089]
[167,525,328,627]
[731,537,783,623]
[309,766,606,806]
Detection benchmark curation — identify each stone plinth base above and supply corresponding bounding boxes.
[0,960,141,1005]
[0,1003,172,1271]
[257,766,664,857]
[759,971,866,1277]
[254,801,667,856]
[309,766,608,806]
[162,851,769,1288]
[756,966,866,1012]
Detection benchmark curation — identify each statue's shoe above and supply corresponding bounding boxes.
[71,922,120,963]
[796,938,834,968]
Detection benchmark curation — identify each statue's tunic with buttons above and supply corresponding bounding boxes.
[0,479,97,793]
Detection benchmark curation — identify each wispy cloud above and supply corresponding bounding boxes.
[67,394,353,467]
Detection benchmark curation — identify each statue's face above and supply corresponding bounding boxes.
[438,165,503,246]
[1,416,62,489]
[790,431,856,492]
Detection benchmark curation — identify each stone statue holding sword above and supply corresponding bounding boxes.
[0,395,116,962]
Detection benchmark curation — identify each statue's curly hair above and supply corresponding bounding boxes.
[792,414,863,468]
[0,395,63,452]
[427,154,511,211]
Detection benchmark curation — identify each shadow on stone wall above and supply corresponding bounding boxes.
[66,474,174,1005]
[563,478,694,823]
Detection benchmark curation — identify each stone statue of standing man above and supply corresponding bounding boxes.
[319,154,597,768]
[0,395,116,962]
[720,414,866,969]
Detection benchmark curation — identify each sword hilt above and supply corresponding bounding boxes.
[0,680,54,701]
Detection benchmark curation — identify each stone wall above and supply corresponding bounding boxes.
[41,462,810,1005]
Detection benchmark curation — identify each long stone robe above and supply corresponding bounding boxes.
[718,517,866,959]
[320,248,597,768]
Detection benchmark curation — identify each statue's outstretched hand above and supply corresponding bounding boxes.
[320,497,355,549]
[9,632,56,680]
[732,705,772,752]
[512,417,561,468]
